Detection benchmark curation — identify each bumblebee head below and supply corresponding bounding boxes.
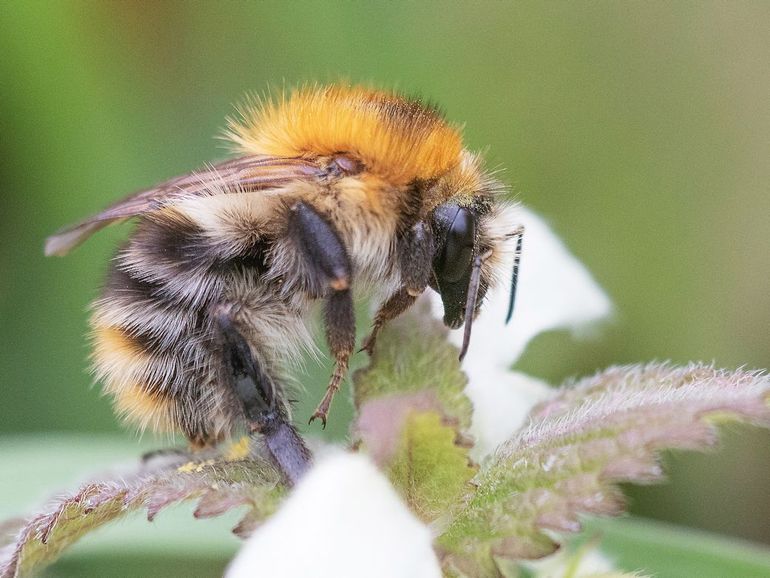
[430,201,478,329]
[427,152,515,344]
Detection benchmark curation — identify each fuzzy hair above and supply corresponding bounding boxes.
[224,84,464,186]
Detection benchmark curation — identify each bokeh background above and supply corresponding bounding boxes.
[1,0,768,567]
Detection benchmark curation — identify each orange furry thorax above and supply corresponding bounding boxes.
[226,85,465,186]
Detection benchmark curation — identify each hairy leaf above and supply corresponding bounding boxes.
[388,410,474,522]
[354,301,472,430]
[437,363,770,575]
[357,393,476,522]
[353,304,476,522]
[0,442,283,578]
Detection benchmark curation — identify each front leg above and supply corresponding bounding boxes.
[361,221,434,355]
[288,201,355,427]
[359,287,416,356]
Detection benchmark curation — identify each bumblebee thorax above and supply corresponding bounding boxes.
[226,84,465,186]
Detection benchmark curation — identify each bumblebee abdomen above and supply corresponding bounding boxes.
[90,219,242,445]
[90,323,176,431]
[90,286,232,443]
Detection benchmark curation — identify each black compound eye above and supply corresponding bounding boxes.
[434,206,476,283]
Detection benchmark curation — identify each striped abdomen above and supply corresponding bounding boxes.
[90,213,274,446]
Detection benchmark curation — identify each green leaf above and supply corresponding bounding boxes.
[352,303,476,522]
[353,393,476,526]
[353,301,472,430]
[437,363,770,575]
[587,517,770,578]
[0,439,284,577]
[386,409,475,522]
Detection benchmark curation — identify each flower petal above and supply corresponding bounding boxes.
[526,542,617,577]
[226,452,441,578]
[465,370,553,459]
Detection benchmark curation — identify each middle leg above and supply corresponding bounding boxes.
[311,287,356,426]
[288,201,356,427]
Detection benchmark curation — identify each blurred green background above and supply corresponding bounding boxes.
[1,0,768,564]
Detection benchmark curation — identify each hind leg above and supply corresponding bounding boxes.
[213,303,311,485]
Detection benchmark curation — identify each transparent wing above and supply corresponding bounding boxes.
[45,155,323,256]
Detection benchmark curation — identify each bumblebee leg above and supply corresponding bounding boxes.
[141,447,188,464]
[361,222,434,356]
[213,304,311,485]
[360,287,416,356]
[289,200,352,292]
[310,287,355,427]
[287,200,356,427]
[398,221,434,295]
[214,304,276,423]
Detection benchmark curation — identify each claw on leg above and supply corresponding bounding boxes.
[310,288,355,427]
[359,324,382,356]
[309,361,348,428]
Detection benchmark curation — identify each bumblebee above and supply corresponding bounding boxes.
[46,85,523,452]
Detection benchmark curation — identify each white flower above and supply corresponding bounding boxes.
[526,542,617,577]
[230,206,613,578]
[226,452,442,578]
